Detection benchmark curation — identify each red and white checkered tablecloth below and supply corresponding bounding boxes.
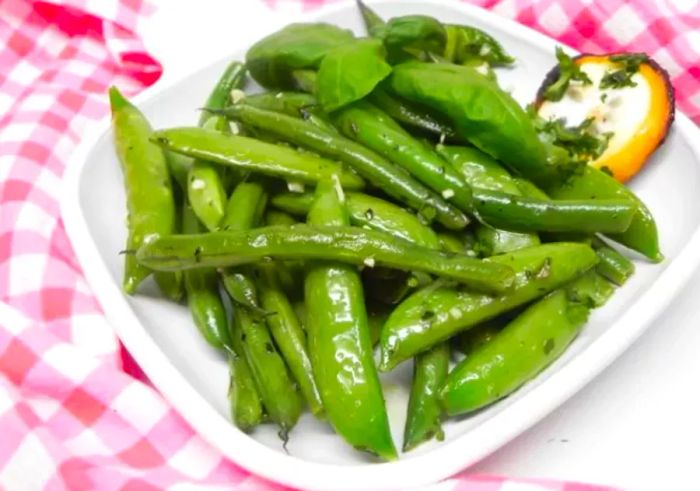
[0,0,698,489]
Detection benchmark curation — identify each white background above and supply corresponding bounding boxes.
[139,2,700,489]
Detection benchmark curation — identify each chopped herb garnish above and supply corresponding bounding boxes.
[543,47,592,102]
[532,114,612,164]
[599,53,648,89]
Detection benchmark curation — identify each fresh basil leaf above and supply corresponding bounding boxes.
[542,47,592,101]
[444,25,515,66]
[390,62,555,185]
[246,23,354,88]
[317,38,393,112]
[381,15,446,62]
[600,53,649,89]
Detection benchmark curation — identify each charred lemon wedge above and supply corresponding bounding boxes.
[536,52,674,183]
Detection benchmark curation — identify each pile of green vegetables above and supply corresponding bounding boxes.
[110,1,660,460]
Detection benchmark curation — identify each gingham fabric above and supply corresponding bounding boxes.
[0,0,697,489]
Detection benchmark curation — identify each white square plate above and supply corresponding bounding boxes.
[61,1,700,490]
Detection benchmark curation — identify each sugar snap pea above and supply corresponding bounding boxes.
[592,238,635,286]
[271,191,439,248]
[224,103,467,229]
[220,182,268,311]
[110,87,176,294]
[438,144,539,255]
[221,181,302,435]
[370,86,457,140]
[233,306,303,436]
[136,225,514,293]
[305,177,396,460]
[256,263,323,416]
[473,189,637,234]
[403,342,449,451]
[151,127,365,190]
[181,205,231,349]
[546,166,661,262]
[441,288,589,415]
[188,61,246,232]
[227,341,264,432]
[332,101,475,215]
[380,242,598,370]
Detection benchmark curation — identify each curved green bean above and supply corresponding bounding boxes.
[379,242,598,370]
[151,127,365,190]
[332,101,475,215]
[271,191,439,248]
[189,61,247,232]
[225,103,467,229]
[136,225,515,294]
[256,263,323,416]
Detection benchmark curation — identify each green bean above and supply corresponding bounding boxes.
[225,104,466,229]
[379,242,598,370]
[256,263,323,416]
[592,238,635,286]
[546,166,661,262]
[271,191,440,248]
[263,210,303,296]
[151,127,365,190]
[473,189,637,234]
[370,87,457,140]
[403,342,449,451]
[243,92,316,117]
[332,101,475,215]
[109,87,176,294]
[220,182,268,311]
[136,225,515,294]
[232,306,302,436]
[221,181,302,435]
[189,62,246,232]
[305,177,396,460]
[181,205,231,349]
[440,288,589,415]
[438,144,540,255]
[513,177,550,200]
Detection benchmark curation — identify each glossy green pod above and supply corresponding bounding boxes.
[109,87,175,294]
[440,289,589,416]
[151,127,365,190]
[380,242,598,370]
[403,342,449,451]
[305,177,397,460]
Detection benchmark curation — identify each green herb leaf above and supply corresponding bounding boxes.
[246,23,354,88]
[316,38,393,112]
[542,47,592,102]
[444,25,515,66]
[599,53,649,89]
[380,15,446,63]
[533,114,612,164]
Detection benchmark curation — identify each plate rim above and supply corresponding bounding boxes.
[61,1,700,490]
